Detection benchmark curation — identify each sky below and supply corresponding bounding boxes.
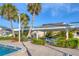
[0,3,79,28]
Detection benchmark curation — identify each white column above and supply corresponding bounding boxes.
[36,31,38,40]
[73,32,76,38]
[44,31,46,36]
[66,29,69,40]
[18,13,21,43]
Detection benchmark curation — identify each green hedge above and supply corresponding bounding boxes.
[55,39,66,47]
[78,39,79,48]
[54,38,78,48]
[0,36,13,40]
[32,38,45,45]
[67,39,78,48]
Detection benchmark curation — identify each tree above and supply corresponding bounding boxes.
[20,13,29,35]
[0,3,18,38]
[27,3,41,38]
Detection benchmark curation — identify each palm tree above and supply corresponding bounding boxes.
[20,13,29,35]
[27,3,41,38]
[0,3,18,38]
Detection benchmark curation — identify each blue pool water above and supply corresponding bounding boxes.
[0,44,21,56]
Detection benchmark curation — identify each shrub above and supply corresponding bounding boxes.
[21,35,28,41]
[57,37,65,40]
[54,38,78,48]
[67,39,78,48]
[78,39,79,48]
[0,36,12,40]
[65,41,70,48]
[0,36,19,41]
[12,37,18,41]
[45,31,53,38]
[32,38,45,45]
[54,39,65,47]
[54,31,66,38]
[68,38,78,40]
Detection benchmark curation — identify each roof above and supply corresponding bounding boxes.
[0,25,11,31]
[24,22,74,29]
[38,22,71,28]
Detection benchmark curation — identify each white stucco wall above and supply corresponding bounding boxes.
[32,31,45,38]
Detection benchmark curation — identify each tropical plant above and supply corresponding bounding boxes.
[54,38,78,48]
[20,13,29,35]
[0,3,18,38]
[69,30,75,38]
[45,31,53,38]
[27,3,41,39]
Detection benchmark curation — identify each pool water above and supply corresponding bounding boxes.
[0,44,21,56]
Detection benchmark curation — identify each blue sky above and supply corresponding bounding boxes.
[0,3,79,28]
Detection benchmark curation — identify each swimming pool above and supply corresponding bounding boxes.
[0,44,21,56]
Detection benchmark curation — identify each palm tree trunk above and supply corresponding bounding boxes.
[10,20,15,38]
[21,25,24,35]
[26,12,35,39]
[21,25,24,41]
[32,12,35,28]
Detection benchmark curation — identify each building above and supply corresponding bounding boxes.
[0,26,12,37]
[30,22,79,39]
[13,22,79,39]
